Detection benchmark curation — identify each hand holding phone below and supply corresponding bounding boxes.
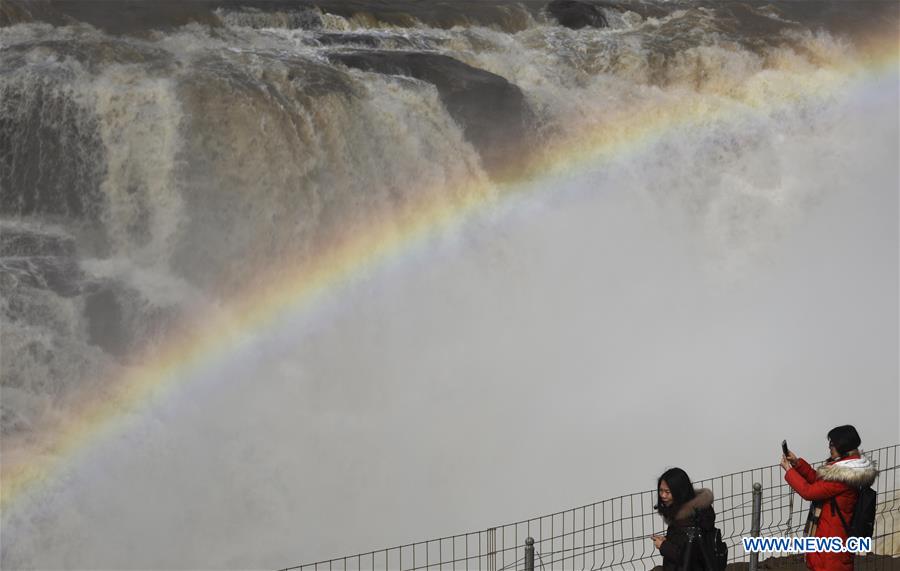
[781,440,798,468]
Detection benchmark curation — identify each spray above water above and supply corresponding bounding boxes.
[1,1,897,569]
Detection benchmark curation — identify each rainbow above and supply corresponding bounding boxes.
[2,40,897,517]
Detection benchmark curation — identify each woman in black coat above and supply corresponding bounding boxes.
[650,467,717,570]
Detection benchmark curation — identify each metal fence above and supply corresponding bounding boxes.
[279,444,899,571]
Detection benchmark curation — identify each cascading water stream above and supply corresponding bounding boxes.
[1,2,897,568]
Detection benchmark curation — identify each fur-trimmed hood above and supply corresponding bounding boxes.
[669,488,714,522]
[816,456,878,488]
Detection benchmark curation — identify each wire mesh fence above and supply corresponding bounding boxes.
[279,444,899,571]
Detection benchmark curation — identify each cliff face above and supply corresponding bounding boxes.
[0,0,223,33]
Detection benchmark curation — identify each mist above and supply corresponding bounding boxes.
[2,52,896,570]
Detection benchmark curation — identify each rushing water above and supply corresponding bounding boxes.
[1,1,898,569]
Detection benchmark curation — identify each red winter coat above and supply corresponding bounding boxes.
[784,455,878,571]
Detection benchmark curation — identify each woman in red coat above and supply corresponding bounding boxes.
[781,425,878,571]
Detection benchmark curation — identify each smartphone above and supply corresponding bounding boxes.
[782,440,789,456]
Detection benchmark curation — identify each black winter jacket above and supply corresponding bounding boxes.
[658,488,716,570]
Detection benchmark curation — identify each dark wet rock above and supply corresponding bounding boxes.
[215,6,323,30]
[0,0,64,27]
[713,3,796,37]
[0,0,35,26]
[708,0,899,43]
[310,32,426,51]
[329,51,533,179]
[83,285,129,357]
[315,33,385,48]
[0,227,77,258]
[0,226,82,298]
[546,0,609,29]
[81,279,183,358]
[0,0,222,35]
[0,257,83,297]
[0,391,37,435]
[0,251,180,359]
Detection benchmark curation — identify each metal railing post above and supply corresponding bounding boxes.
[749,482,762,571]
[525,537,534,571]
[487,527,496,571]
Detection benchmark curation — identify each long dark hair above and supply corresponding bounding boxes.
[656,467,697,521]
